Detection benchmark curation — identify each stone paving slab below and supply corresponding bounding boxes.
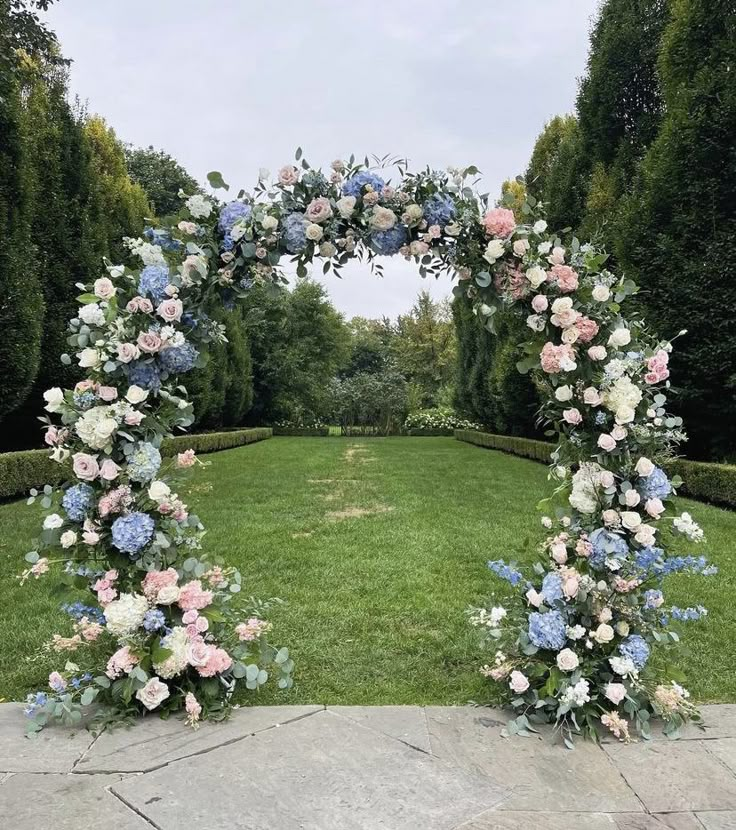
[0,773,147,828]
[0,704,95,773]
[330,704,431,752]
[75,703,322,773]
[425,706,642,813]
[707,739,736,776]
[111,708,507,830]
[604,739,736,813]
[696,813,736,829]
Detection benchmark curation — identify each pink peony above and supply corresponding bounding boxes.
[547,264,579,293]
[574,317,599,343]
[196,647,232,677]
[142,568,179,602]
[482,207,516,238]
[177,580,214,612]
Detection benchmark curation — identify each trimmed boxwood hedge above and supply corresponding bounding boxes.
[0,428,272,501]
[455,429,736,510]
[272,427,330,437]
[406,428,455,436]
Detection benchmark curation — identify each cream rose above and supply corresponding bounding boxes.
[43,387,65,413]
[336,196,356,219]
[125,385,149,405]
[136,677,170,711]
[483,239,505,264]
[148,480,171,501]
[608,328,632,348]
[593,623,614,643]
[525,265,547,289]
[621,511,642,531]
[555,385,573,402]
[369,206,397,232]
[305,223,323,242]
[94,277,116,300]
[635,457,655,477]
[78,348,102,369]
[556,648,579,672]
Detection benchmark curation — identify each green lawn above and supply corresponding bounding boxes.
[1,437,734,704]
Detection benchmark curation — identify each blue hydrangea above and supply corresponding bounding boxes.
[143,609,166,632]
[371,225,407,255]
[541,572,563,604]
[637,467,672,501]
[619,634,650,669]
[594,411,608,426]
[128,442,161,483]
[138,265,170,302]
[111,511,155,555]
[589,528,629,569]
[62,602,105,624]
[125,360,161,392]
[635,545,664,572]
[283,212,308,253]
[422,193,455,227]
[218,201,252,233]
[528,610,567,651]
[643,589,663,610]
[342,171,386,199]
[144,227,183,251]
[62,484,95,522]
[158,343,199,374]
[73,390,97,410]
[488,559,523,586]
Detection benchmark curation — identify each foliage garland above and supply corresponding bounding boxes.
[22,151,713,742]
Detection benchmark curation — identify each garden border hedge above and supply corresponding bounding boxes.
[271,427,330,436]
[454,429,736,510]
[0,428,272,501]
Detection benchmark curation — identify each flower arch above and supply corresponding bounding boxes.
[23,151,713,742]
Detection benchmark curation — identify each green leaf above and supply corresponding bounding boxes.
[80,687,98,706]
[207,171,229,191]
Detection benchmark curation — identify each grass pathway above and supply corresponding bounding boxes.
[1,437,734,704]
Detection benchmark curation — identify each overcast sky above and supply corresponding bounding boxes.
[46,0,600,320]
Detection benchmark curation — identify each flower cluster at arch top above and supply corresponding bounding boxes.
[21,150,713,742]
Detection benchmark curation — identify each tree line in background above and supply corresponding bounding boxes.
[1,0,733,458]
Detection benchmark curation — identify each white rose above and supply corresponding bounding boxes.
[555,385,573,402]
[483,239,505,264]
[526,265,547,289]
[78,303,106,326]
[608,328,632,348]
[593,623,614,643]
[148,480,171,501]
[526,314,546,332]
[592,284,611,302]
[533,219,548,234]
[623,489,641,507]
[369,206,397,232]
[605,683,627,705]
[136,677,170,711]
[556,648,580,672]
[43,513,64,529]
[261,214,279,232]
[336,196,357,219]
[621,511,642,531]
[615,405,636,424]
[78,348,102,369]
[513,238,530,257]
[551,297,573,314]
[156,585,180,605]
[635,524,657,546]
[305,223,323,242]
[44,387,65,413]
[60,530,78,548]
[635,457,655,477]
[319,242,337,258]
[125,385,149,405]
[583,387,602,406]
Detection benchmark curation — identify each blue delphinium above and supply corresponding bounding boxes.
[111,511,155,555]
[619,634,650,669]
[668,605,708,622]
[73,390,97,410]
[63,602,105,624]
[422,193,455,227]
[643,589,664,610]
[589,528,628,569]
[342,171,386,199]
[62,484,95,522]
[634,545,664,573]
[283,213,308,253]
[372,225,407,255]
[143,609,166,632]
[125,360,161,392]
[594,411,608,426]
[158,343,199,374]
[218,201,252,234]
[24,691,48,717]
[128,442,162,483]
[528,610,567,651]
[488,559,523,586]
[541,572,563,604]
[638,467,672,500]
[138,265,170,302]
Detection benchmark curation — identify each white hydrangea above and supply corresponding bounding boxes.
[566,625,586,640]
[609,656,638,678]
[673,512,704,542]
[153,627,190,679]
[603,375,643,421]
[569,463,603,514]
[125,237,166,266]
[78,303,106,327]
[561,679,590,707]
[105,593,149,637]
[75,406,118,450]
[186,194,213,219]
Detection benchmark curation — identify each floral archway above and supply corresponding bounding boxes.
[23,152,713,743]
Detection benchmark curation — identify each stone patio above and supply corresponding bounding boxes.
[2,703,736,829]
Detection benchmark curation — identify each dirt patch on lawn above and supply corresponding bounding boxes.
[325,505,394,522]
[291,531,314,539]
[307,479,359,484]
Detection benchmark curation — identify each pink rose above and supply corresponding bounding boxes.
[186,639,211,667]
[83,529,100,545]
[583,387,603,406]
[98,386,118,402]
[605,683,627,705]
[72,452,99,482]
[550,542,568,564]
[508,670,530,694]
[278,165,299,186]
[548,246,566,265]
[93,277,116,300]
[99,458,121,481]
[125,411,144,426]
[157,298,183,322]
[126,296,154,314]
[562,408,582,425]
[482,208,516,238]
[305,196,333,223]
[602,509,620,526]
[531,295,548,313]
[599,471,615,488]
[117,343,140,364]
[611,424,627,441]
[598,434,617,452]
[177,449,196,468]
[137,331,162,353]
[178,221,198,235]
